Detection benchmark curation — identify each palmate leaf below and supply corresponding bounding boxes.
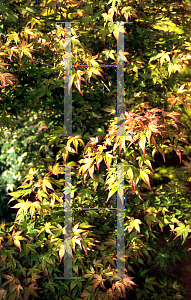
[111,280,128,298]
[48,164,65,176]
[149,50,171,66]
[88,274,107,295]
[1,274,16,287]
[23,282,41,300]
[42,177,54,192]
[79,188,94,201]
[66,136,84,154]
[78,157,96,182]
[145,208,164,231]
[79,289,91,299]
[37,222,56,237]
[6,32,20,45]
[0,72,18,89]
[11,201,41,221]
[12,229,29,252]
[178,158,191,176]
[8,188,33,203]
[172,223,191,243]
[0,289,7,300]
[70,69,85,96]
[9,283,23,299]
[125,217,142,233]
[23,242,38,258]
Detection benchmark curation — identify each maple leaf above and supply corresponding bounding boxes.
[10,283,23,299]
[86,135,99,147]
[0,288,7,300]
[67,136,84,154]
[172,223,191,243]
[11,229,28,252]
[0,72,18,88]
[179,158,191,176]
[48,164,65,176]
[42,177,54,192]
[88,274,107,294]
[23,282,41,300]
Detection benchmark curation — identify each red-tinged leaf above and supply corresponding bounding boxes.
[145,160,154,172]
[37,125,48,133]
[137,193,144,201]
[79,289,91,298]
[140,170,153,192]
[86,136,99,147]
[89,164,96,180]
[72,138,78,154]
[158,147,166,163]
[104,152,114,170]
[62,149,68,164]
[88,274,106,294]
[118,137,126,155]
[81,163,91,183]
[12,229,28,252]
[96,153,104,170]
[104,135,114,146]
[171,122,179,132]
[126,167,134,188]
[23,282,41,300]
[138,135,146,157]
[174,149,182,164]
[151,136,158,152]
[146,127,152,147]
[166,111,182,124]
[167,95,177,110]
[0,288,7,300]
[74,77,83,96]
[91,68,105,81]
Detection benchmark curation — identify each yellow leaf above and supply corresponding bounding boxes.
[42,177,54,192]
[59,244,65,263]
[126,167,134,188]
[14,239,21,252]
[140,169,153,192]
[138,135,146,157]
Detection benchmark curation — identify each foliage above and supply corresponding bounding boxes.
[0,0,191,299]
